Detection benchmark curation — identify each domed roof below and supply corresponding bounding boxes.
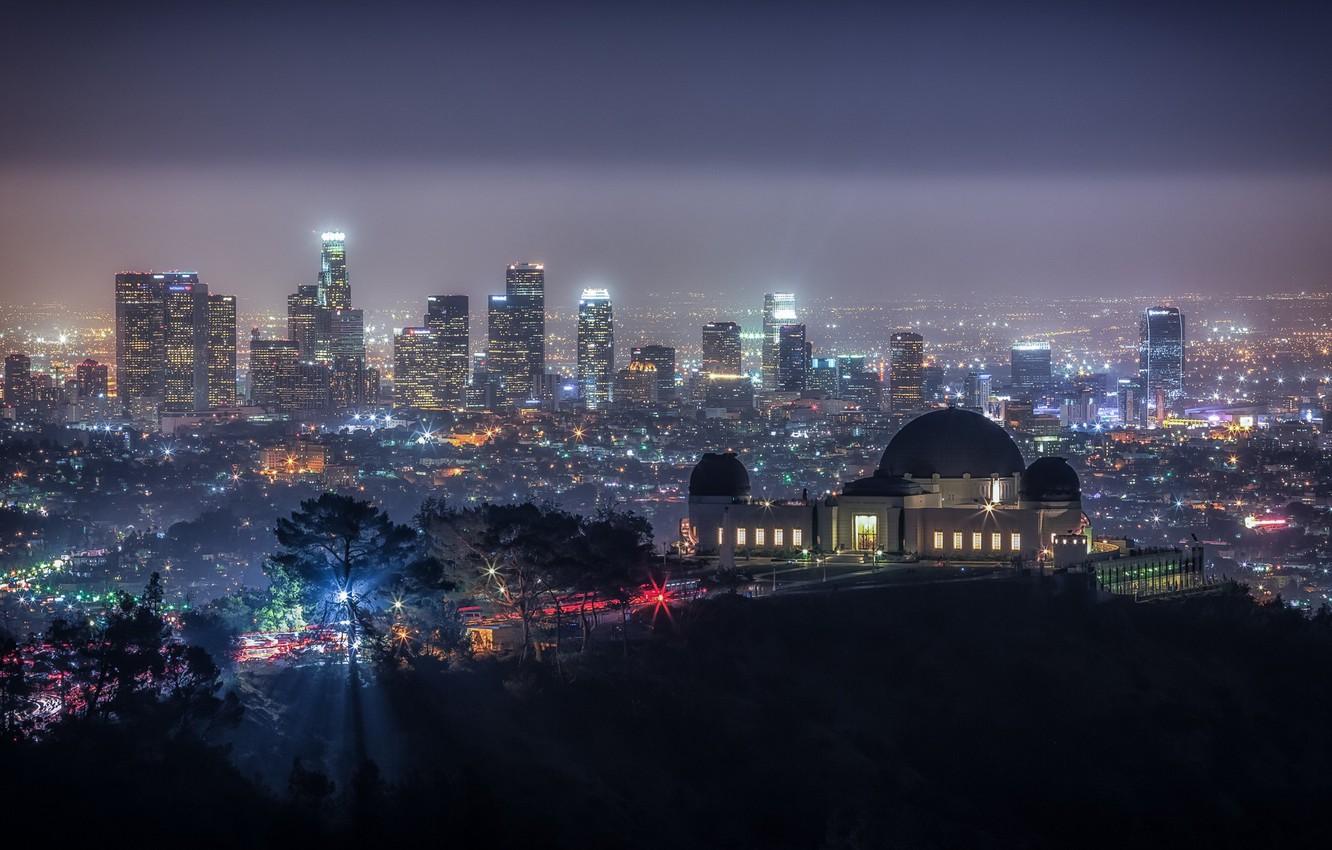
[878,407,1025,479]
[842,474,925,497]
[689,452,751,499]
[1021,457,1081,502]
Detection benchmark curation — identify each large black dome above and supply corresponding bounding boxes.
[689,452,751,499]
[1021,457,1081,502]
[878,408,1025,479]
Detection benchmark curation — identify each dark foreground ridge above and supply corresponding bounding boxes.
[7,578,1332,849]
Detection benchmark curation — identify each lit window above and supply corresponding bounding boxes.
[792,528,803,547]
[972,532,983,550]
[755,528,766,547]
[952,531,963,550]
[933,530,944,549]
[736,528,747,546]
[774,528,785,547]
[717,527,724,545]
[854,515,878,550]
[1010,532,1021,551]
[991,532,1002,550]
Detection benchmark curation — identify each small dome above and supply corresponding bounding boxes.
[1021,457,1081,502]
[689,452,751,499]
[842,474,924,497]
[879,407,1025,479]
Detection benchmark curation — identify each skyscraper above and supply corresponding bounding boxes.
[4,353,32,409]
[75,359,109,399]
[1010,340,1052,393]
[777,323,808,392]
[206,293,237,408]
[631,344,676,403]
[249,336,300,409]
[965,372,992,411]
[761,293,797,389]
[393,327,443,411]
[426,295,470,407]
[162,280,210,413]
[577,288,614,409]
[506,263,545,396]
[486,294,526,405]
[318,231,350,309]
[1139,306,1185,407]
[702,321,743,376]
[889,330,924,413]
[115,272,179,415]
[286,283,324,359]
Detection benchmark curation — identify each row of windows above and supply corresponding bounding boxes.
[718,527,804,548]
[932,530,1022,552]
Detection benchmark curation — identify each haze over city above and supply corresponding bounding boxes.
[4,0,1332,307]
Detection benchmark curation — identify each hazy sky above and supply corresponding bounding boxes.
[3,0,1331,310]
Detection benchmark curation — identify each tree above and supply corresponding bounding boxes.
[273,493,416,662]
[573,510,654,655]
[423,502,582,663]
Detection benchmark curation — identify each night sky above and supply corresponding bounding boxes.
[2,0,1331,310]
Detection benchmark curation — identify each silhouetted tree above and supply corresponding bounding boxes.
[273,493,416,661]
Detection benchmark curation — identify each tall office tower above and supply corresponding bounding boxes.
[248,337,300,409]
[287,284,325,359]
[964,372,993,411]
[631,344,676,402]
[486,295,526,404]
[331,355,369,409]
[162,280,210,413]
[206,294,237,408]
[776,323,808,392]
[808,356,838,395]
[292,361,333,412]
[702,321,743,376]
[889,330,924,413]
[426,295,470,406]
[1139,306,1185,407]
[505,263,545,394]
[1117,378,1144,426]
[1010,340,1052,393]
[3,353,32,409]
[318,231,350,309]
[577,288,614,409]
[761,293,797,389]
[393,328,443,411]
[75,359,109,399]
[328,308,364,362]
[614,360,659,409]
[115,272,187,415]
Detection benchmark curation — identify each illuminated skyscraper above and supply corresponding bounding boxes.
[614,360,658,409]
[162,280,210,413]
[776,323,808,392]
[577,288,614,409]
[889,330,924,413]
[286,283,324,359]
[965,372,992,411]
[318,231,350,309]
[486,295,526,405]
[1139,306,1185,407]
[249,336,300,409]
[702,321,742,376]
[1010,340,1052,393]
[630,344,676,403]
[206,293,237,408]
[116,272,183,415]
[4,353,32,408]
[393,327,443,411]
[506,263,545,396]
[426,295,470,406]
[761,293,797,389]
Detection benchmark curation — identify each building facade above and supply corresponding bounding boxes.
[577,288,614,409]
[889,330,924,413]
